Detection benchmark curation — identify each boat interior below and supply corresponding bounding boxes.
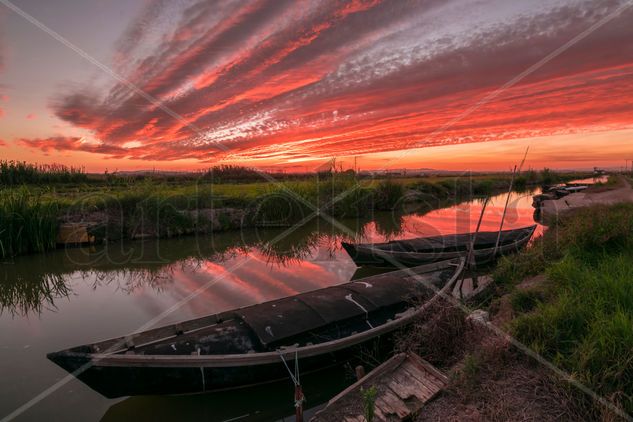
[60,265,455,358]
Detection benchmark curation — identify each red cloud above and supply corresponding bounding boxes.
[44,0,633,164]
[26,113,36,120]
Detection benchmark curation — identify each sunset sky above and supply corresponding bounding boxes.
[1,0,633,172]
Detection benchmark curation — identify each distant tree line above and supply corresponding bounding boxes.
[201,165,263,182]
[199,164,321,183]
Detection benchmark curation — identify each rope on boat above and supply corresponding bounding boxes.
[278,349,305,409]
[344,294,374,329]
[279,350,299,386]
[198,348,206,392]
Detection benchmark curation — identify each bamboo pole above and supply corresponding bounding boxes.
[493,165,517,257]
[460,196,489,296]
[493,146,529,257]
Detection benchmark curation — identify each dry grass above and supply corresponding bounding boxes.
[419,351,588,421]
[412,316,593,422]
[394,294,628,421]
[394,299,468,368]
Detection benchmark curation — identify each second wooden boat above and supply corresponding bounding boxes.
[47,257,464,398]
[341,225,536,267]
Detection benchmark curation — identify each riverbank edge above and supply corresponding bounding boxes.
[2,172,583,258]
[401,193,633,420]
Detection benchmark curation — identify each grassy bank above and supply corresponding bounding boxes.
[494,202,633,415]
[0,189,59,257]
[0,167,590,258]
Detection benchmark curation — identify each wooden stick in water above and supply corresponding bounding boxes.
[493,165,517,256]
[518,146,530,172]
[462,196,490,294]
[494,146,529,256]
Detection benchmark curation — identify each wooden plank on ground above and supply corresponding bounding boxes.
[310,353,447,422]
[388,370,429,402]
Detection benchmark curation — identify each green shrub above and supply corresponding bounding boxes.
[373,179,404,210]
[0,188,59,257]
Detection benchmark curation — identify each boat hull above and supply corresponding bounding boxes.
[49,335,392,398]
[342,225,536,267]
[47,259,464,397]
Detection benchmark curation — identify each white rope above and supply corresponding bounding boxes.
[278,350,305,409]
[294,349,300,385]
[278,351,299,386]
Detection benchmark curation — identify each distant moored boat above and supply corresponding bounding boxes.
[341,225,537,267]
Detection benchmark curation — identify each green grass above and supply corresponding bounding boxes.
[0,160,87,185]
[495,202,633,414]
[0,188,59,258]
[0,169,591,257]
[510,289,544,313]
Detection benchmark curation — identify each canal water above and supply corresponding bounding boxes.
[0,189,541,421]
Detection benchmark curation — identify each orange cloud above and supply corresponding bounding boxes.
[7,0,631,170]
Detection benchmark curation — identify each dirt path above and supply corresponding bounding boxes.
[541,177,633,221]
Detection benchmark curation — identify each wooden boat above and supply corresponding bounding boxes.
[47,258,465,398]
[341,225,536,267]
[533,185,589,209]
[547,184,588,198]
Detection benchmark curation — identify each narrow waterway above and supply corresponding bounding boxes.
[1,189,542,421]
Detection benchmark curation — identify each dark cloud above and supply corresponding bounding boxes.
[19,136,129,156]
[42,0,633,162]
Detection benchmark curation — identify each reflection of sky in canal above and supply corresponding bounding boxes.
[360,190,541,242]
[115,190,542,326]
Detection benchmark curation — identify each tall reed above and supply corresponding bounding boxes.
[0,188,59,258]
[0,160,87,185]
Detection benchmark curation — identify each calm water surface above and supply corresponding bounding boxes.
[1,190,541,421]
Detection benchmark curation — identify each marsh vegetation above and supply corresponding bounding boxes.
[495,202,633,415]
[0,161,588,258]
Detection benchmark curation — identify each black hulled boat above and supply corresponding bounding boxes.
[341,225,536,267]
[47,258,464,398]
